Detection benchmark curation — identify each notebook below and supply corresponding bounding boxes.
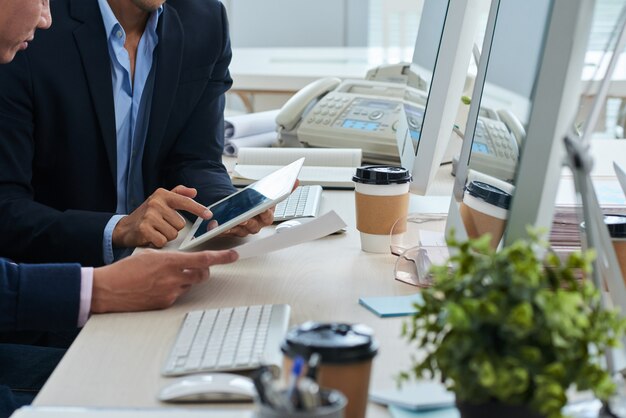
[232,147,361,189]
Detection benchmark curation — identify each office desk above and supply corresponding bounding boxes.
[31,140,626,416]
[33,189,439,417]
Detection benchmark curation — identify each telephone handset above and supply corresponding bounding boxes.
[469,107,526,182]
[276,77,341,132]
[275,76,422,162]
[496,108,525,147]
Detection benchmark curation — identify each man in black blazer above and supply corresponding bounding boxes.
[0,1,249,416]
[0,248,237,416]
[0,0,272,267]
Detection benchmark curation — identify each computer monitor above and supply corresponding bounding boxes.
[449,0,595,246]
[396,0,482,195]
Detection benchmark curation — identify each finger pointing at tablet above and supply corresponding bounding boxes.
[112,186,213,249]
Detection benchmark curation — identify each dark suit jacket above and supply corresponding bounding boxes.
[0,0,237,266]
[0,259,80,332]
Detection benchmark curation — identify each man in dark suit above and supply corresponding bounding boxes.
[0,1,249,416]
[0,249,237,416]
[0,0,273,268]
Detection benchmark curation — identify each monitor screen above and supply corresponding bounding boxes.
[450,0,595,248]
[397,1,449,160]
[464,0,553,185]
[395,0,482,195]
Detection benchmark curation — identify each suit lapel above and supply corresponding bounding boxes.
[70,0,117,181]
[143,5,184,173]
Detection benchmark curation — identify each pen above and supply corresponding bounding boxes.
[286,356,304,410]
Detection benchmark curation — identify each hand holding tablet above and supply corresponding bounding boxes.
[113,185,213,249]
[179,158,305,251]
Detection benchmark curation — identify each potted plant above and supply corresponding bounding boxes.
[399,231,626,418]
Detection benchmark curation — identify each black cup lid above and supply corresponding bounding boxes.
[352,165,411,185]
[604,214,626,238]
[465,181,512,210]
[281,322,379,364]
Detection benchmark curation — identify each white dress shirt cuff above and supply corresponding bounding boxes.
[103,214,126,265]
[78,267,94,327]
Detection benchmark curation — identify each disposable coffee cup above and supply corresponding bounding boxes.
[461,181,511,249]
[281,322,379,418]
[353,165,411,253]
[604,214,626,283]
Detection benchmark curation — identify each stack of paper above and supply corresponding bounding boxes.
[233,147,362,189]
[223,110,280,156]
[551,163,626,255]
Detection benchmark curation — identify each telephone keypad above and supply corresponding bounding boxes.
[475,119,517,162]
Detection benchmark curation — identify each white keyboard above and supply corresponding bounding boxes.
[273,185,323,222]
[162,304,291,377]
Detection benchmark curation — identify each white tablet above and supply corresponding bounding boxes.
[179,158,304,251]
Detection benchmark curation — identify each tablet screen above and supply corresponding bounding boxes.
[180,158,304,250]
[192,188,269,238]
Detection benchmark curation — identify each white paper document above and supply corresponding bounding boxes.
[223,132,278,156]
[234,147,362,188]
[237,147,362,167]
[557,176,626,207]
[234,165,358,188]
[234,211,347,259]
[224,109,279,139]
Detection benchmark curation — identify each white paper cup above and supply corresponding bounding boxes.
[353,166,411,254]
[603,215,626,284]
[461,181,511,249]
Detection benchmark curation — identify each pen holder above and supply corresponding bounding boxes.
[254,389,347,418]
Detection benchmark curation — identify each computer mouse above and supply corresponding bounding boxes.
[274,217,316,233]
[158,373,256,403]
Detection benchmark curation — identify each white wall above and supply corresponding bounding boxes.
[226,0,368,47]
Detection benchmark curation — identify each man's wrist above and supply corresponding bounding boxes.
[78,267,94,327]
[90,267,109,314]
[104,214,126,264]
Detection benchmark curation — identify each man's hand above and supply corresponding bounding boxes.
[220,180,299,238]
[90,249,238,313]
[113,186,212,248]
[221,207,275,237]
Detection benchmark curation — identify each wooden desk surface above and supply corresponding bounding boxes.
[33,188,446,417]
[30,139,626,417]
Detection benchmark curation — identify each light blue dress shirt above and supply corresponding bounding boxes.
[98,0,163,264]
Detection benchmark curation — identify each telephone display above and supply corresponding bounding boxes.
[341,120,381,131]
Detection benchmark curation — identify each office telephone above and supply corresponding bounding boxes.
[469,107,526,182]
[276,77,427,163]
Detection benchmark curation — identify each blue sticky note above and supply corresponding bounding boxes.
[358,293,423,317]
[389,405,460,418]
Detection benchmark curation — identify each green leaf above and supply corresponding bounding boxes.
[397,229,624,413]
